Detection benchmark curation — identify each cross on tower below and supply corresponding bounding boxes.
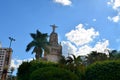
[50,24,58,32]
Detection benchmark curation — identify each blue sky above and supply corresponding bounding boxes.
[0,0,120,75]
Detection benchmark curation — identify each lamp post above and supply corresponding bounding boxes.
[8,37,15,80]
[1,37,15,80]
[9,37,15,49]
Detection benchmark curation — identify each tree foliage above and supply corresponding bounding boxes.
[85,60,120,80]
[17,62,30,80]
[59,54,85,80]
[108,50,120,60]
[26,30,49,60]
[30,67,79,80]
[86,51,108,65]
[29,60,58,73]
[17,60,59,80]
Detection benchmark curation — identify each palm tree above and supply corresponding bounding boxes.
[58,56,67,69]
[26,30,49,60]
[66,54,82,66]
[86,51,108,65]
[66,54,83,72]
[66,54,85,80]
[108,50,120,60]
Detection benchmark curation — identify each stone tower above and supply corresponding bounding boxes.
[44,24,62,62]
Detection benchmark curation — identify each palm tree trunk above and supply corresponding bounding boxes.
[35,53,40,60]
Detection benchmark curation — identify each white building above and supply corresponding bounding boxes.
[0,48,12,79]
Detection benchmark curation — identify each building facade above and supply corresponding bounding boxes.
[0,48,12,79]
[44,25,62,62]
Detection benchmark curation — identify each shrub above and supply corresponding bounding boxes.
[85,60,120,80]
[17,60,58,80]
[30,67,79,80]
[17,61,31,80]
[29,60,58,73]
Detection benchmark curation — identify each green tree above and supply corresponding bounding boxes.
[86,51,108,65]
[26,30,49,60]
[108,50,120,60]
[60,54,84,72]
[17,62,31,80]
[66,54,84,80]
[85,60,120,80]
[17,60,57,80]
[66,54,82,67]
[30,67,79,80]
[58,55,67,68]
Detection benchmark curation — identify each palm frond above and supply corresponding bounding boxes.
[66,56,73,63]
[26,41,36,52]
[26,30,49,59]
[32,47,37,54]
[76,56,82,62]
[36,30,42,37]
[71,54,76,60]
[30,33,36,40]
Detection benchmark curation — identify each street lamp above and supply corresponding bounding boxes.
[9,37,15,48]
[1,37,15,80]
[8,37,15,80]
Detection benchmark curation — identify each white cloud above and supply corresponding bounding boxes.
[93,40,109,52]
[108,0,120,10]
[113,0,120,10]
[62,41,77,56]
[11,59,22,69]
[75,39,109,56]
[108,15,120,22]
[77,45,92,56]
[10,58,33,69]
[112,15,120,22]
[107,0,120,23]
[65,24,99,46]
[93,19,97,22]
[62,24,109,56]
[53,0,72,6]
